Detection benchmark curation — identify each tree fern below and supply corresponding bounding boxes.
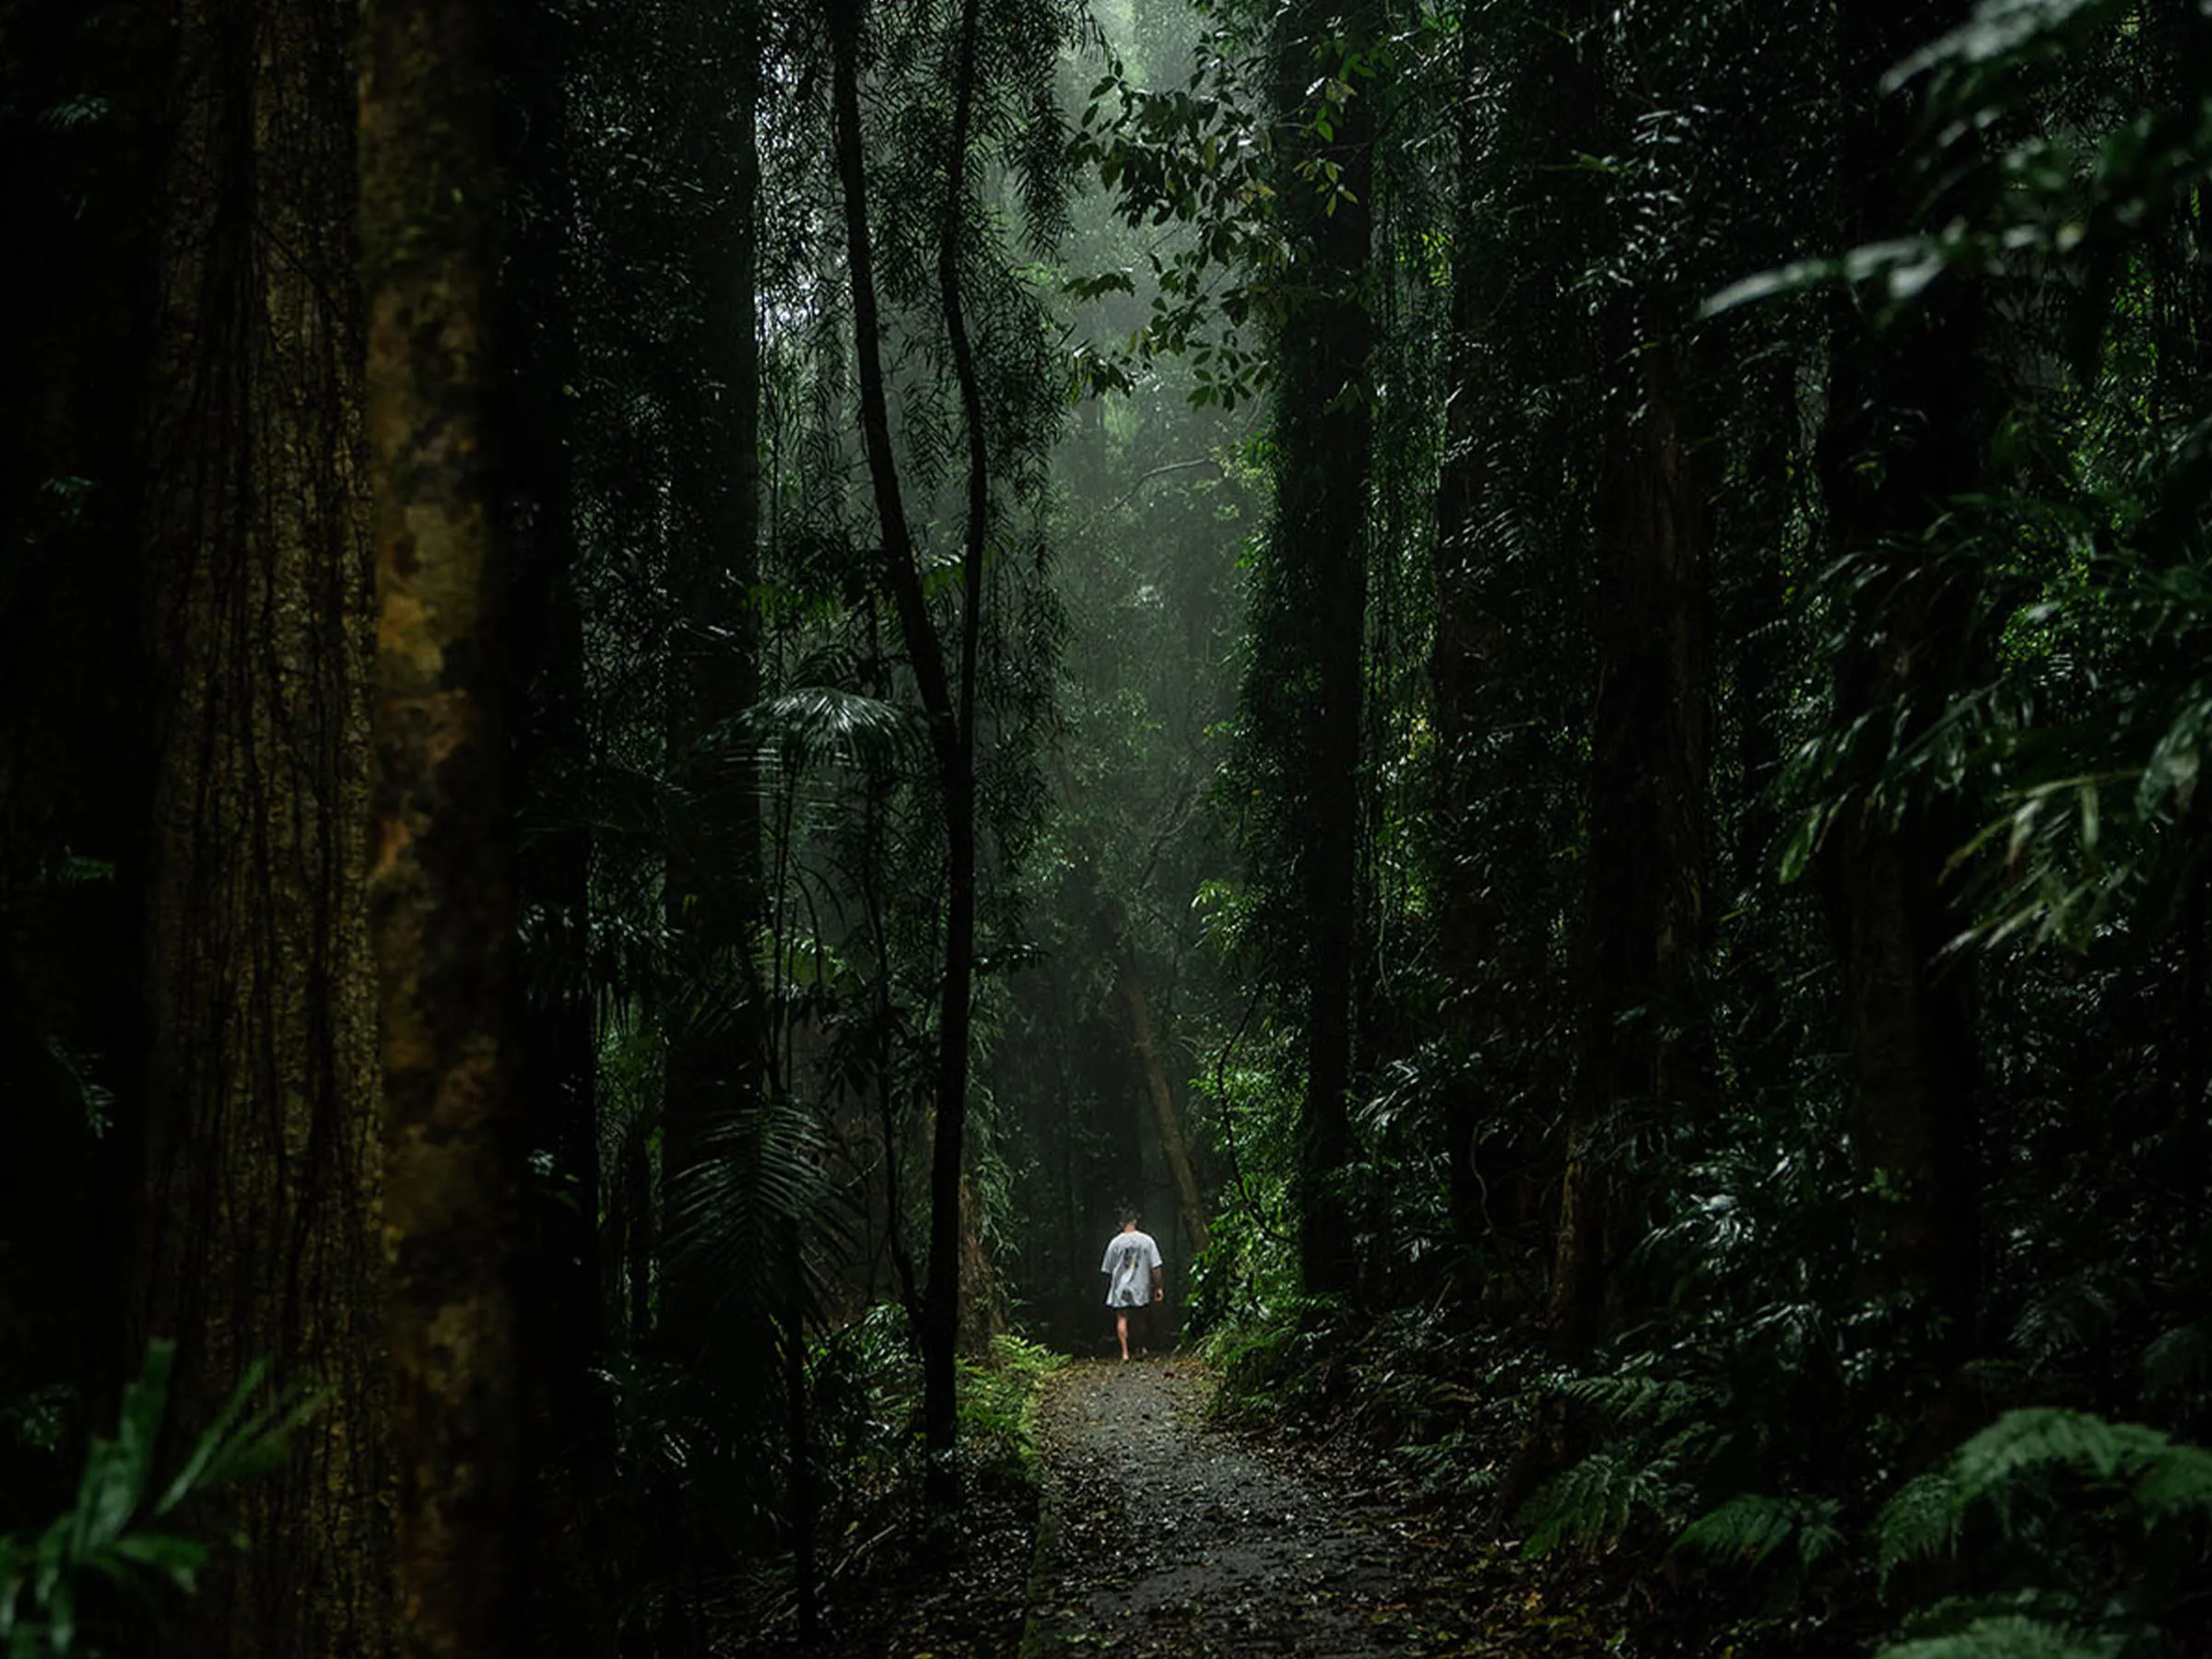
[741,686,920,778]
[2126,1438,2212,1515]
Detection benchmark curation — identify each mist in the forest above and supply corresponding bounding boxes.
[2,0,2209,1654]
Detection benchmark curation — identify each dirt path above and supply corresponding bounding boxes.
[1019,1359,1435,1656]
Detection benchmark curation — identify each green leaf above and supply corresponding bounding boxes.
[1702,255,1846,317]
[155,1359,263,1513]
[1885,0,2117,88]
[102,1532,212,1597]
[92,1343,174,1541]
[0,1536,21,1641]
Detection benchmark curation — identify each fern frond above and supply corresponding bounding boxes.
[1677,1493,1842,1572]
[2009,1271,2121,1367]
[1875,1469,1961,1589]
[1955,1408,2168,1497]
[1560,1373,1708,1430]
[1928,1406,2212,1532]
[1875,1613,2117,1659]
[2129,1439,2212,1515]
[1518,1449,1678,1558]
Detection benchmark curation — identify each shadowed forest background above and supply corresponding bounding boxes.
[4,0,2212,1653]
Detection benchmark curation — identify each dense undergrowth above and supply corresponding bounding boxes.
[701,1319,1065,1655]
[1195,1291,2212,1659]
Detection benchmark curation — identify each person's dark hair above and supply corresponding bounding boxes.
[1118,1208,1139,1229]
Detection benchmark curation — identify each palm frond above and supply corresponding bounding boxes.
[666,1094,841,1332]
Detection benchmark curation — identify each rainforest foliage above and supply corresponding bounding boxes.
[2,0,2209,1654]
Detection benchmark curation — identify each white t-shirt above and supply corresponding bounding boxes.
[1100,1229,1163,1308]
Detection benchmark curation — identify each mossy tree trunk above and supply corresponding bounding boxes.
[359,0,525,1652]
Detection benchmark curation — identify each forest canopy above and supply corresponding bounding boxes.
[2,0,2209,1653]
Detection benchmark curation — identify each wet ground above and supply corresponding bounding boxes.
[1019,1359,1431,1656]
[724,1352,1618,1657]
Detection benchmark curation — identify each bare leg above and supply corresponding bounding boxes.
[1115,1311,1130,1361]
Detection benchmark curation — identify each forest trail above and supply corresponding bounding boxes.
[1019,1359,1443,1657]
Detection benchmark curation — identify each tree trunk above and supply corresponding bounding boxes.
[1428,0,1581,1291]
[2150,0,2212,1234]
[504,0,600,1416]
[619,1118,656,1343]
[502,8,618,1652]
[1550,359,1709,1367]
[134,0,388,1649]
[360,0,525,1652]
[1430,239,1507,1263]
[1116,945,1209,1256]
[1268,0,1377,1301]
[1719,356,1800,1108]
[661,0,766,1368]
[1817,0,1992,1454]
[782,1233,818,1641]
[829,0,990,1509]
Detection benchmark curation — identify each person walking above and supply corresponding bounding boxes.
[1100,1212,1163,1361]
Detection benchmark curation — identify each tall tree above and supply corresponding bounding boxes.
[1547,1,1714,1370]
[1550,351,1710,1364]
[1427,0,1588,1298]
[1115,927,1211,1256]
[1815,0,1994,1451]
[1263,0,1378,1300]
[133,0,388,1650]
[662,0,767,1355]
[360,0,526,1651]
[829,0,991,1508]
[500,5,626,1648]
